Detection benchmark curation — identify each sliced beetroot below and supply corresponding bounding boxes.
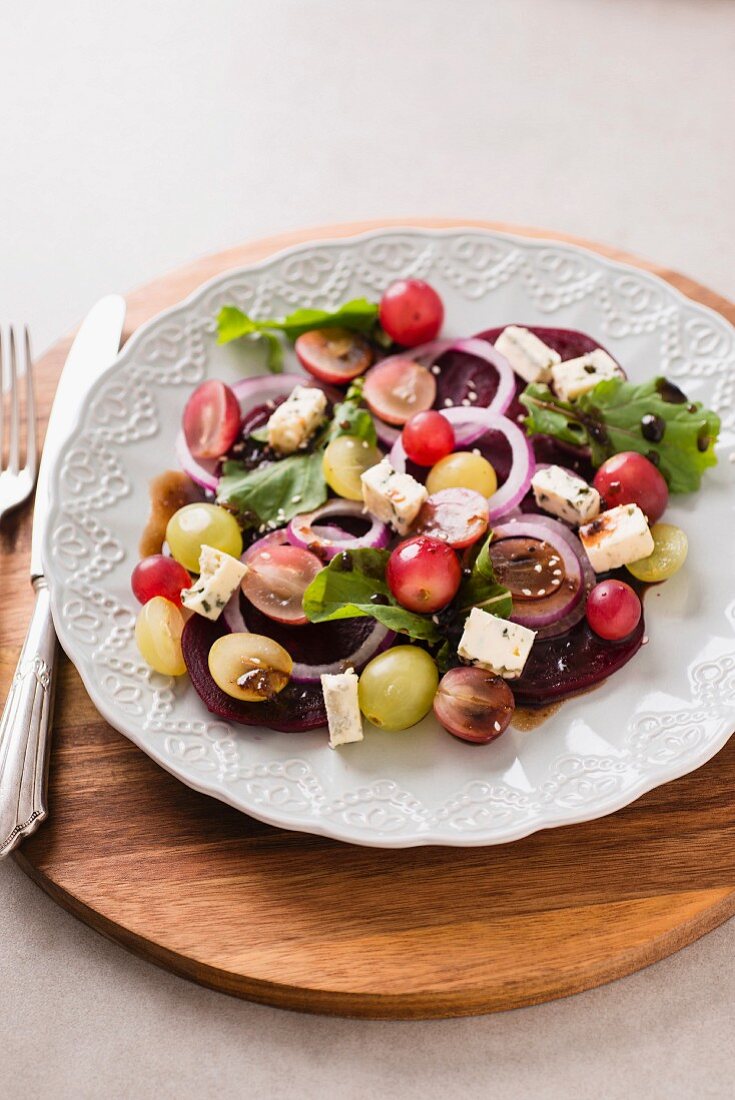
[512,614,645,706]
[181,614,327,732]
[241,596,377,667]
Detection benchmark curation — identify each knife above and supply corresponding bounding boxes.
[0,296,126,856]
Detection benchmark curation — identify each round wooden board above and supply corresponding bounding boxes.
[6,219,735,1019]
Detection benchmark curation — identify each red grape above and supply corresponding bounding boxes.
[242,543,322,625]
[433,667,515,743]
[402,410,455,466]
[183,380,241,460]
[586,579,642,641]
[593,452,668,523]
[414,488,489,549]
[295,328,373,385]
[378,279,444,347]
[131,555,192,607]
[386,536,461,613]
[363,357,436,425]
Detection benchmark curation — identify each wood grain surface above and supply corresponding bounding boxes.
[5,219,735,1019]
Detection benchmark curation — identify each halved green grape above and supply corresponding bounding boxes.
[322,434,382,501]
[208,633,293,702]
[357,646,438,731]
[626,522,688,583]
[134,596,187,676]
[426,451,497,497]
[166,503,243,571]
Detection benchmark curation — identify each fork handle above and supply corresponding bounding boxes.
[0,578,56,857]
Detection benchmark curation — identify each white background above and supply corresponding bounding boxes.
[2,1,735,1096]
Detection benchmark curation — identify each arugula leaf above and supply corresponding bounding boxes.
[325,378,377,446]
[455,533,512,617]
[216,299,380,372]
[520,377,720,493]
[303,549,441,643]
[216,452,327,528]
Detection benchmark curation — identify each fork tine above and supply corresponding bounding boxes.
[23,327,37,478]
[8,326,20,475]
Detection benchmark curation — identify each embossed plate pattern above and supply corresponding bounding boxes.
[42,229,735,847]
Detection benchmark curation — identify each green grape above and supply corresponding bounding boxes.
[208,633,293,701]
[626,522,688,583]
[358,646,439,731]
[166,503,243,571]
[323,434,383,501]
[135,596,187,676]
[426,451,497,497]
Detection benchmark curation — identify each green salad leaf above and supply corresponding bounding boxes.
[303,549,441,643]
[217,299,380,372]
[325,378,377,446]
[520,377,720,493]
[217,452,327,528]
[455,533,512,618]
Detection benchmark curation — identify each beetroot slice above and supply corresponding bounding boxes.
[512,614,645,706]
[181,615,327,732]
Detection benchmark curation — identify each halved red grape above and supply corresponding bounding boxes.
[585,579,642,641]
[402,410,455,467]
[414,488,489,549]
[379,279,444,347]
[386,536,461,613]
[488,537,566,600]
[593,451,668,523]
[295,328,374,385]
[131,555,192,607]
[363,358,436,425]
[433,667,515,743]
[183,380,241,460]
[241,542,323,625]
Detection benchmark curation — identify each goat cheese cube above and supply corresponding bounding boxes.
[360,458,428,535]
[550,349,622,402]
[531,465,601,526]
[458,607,536,680]
[266,385,327,455]
[321,669,363,748]
[579,503,654,573]
[181,544,248,620]
[494,325,561,384]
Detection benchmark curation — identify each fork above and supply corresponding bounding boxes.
[0,326,37,522]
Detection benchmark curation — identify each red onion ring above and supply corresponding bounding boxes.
[287,499,390,559]
[175,373,308,491]
[491,514,594,637]
[221,590,395,681]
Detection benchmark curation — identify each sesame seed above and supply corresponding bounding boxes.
[494,721,501,732]
[537,588,546,596]
[469,392,478,402]
[291,495,302,504]
[553,568,562,576]
[461,399,471,407]
[431,365,441,375]
[472,448,481,456]
[534,563,542,573]
[522,588,532,596]
[642,635,649,645]
[443,398,453,407]
[549,556,560,565]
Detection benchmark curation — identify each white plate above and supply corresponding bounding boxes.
[43,228,735,847]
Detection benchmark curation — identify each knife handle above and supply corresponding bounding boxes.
[0,578,57,857]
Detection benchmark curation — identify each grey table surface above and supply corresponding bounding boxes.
[2,1,735,1097]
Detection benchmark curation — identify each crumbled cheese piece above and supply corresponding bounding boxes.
[579,503,654,572]
[321,669,363,748]
[360,458,428,535]
[266,385,327,455]
[458,607,536,680]
[495,325,561,384]
[550,348,622,402]
[531,465,601,526]
[181,544,248,620]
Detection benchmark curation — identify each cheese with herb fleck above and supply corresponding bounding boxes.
[181,545,248,620]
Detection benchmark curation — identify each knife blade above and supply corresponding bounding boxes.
[30,294,127,579]
[0,295,126,857]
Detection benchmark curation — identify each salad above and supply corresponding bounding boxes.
[130,277,720,748]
